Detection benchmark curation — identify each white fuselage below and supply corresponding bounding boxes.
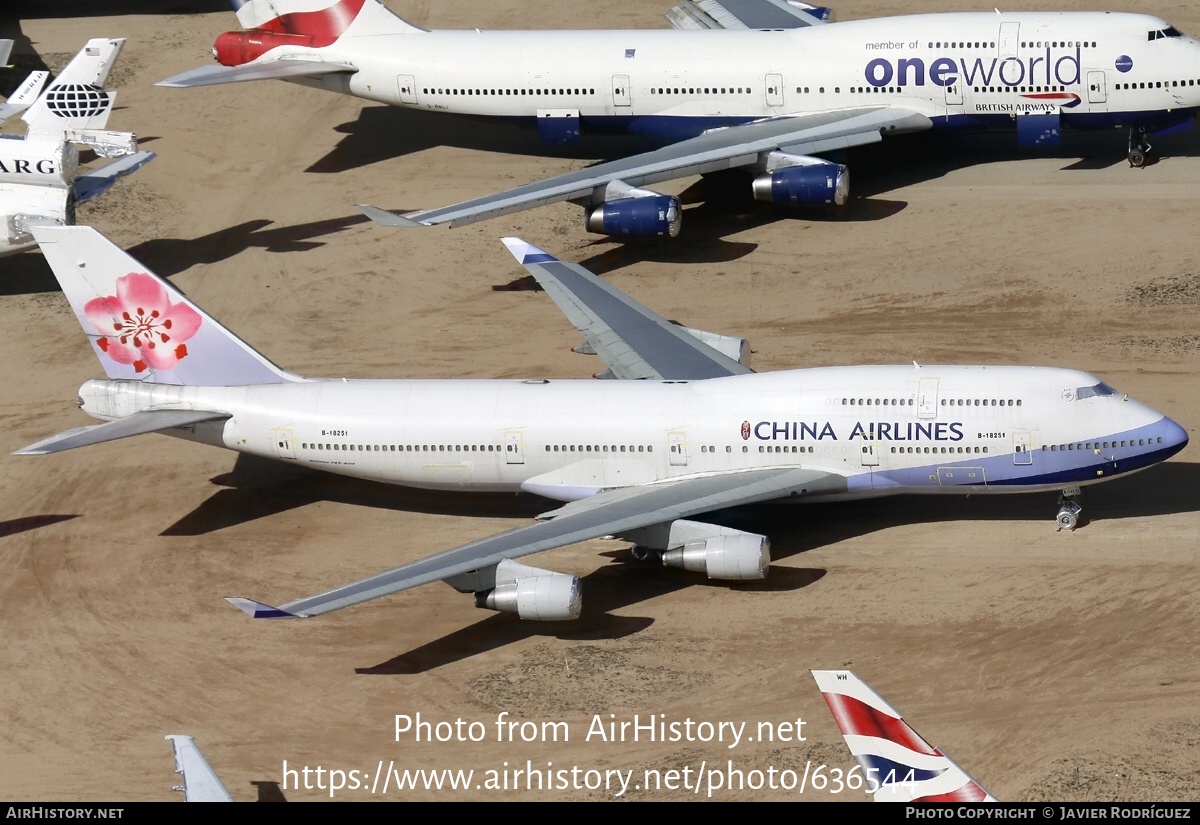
[77,364,1187,502]
[0,135,76,256]
[292,12,1200,140]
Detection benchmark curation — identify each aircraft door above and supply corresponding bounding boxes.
[1013,431,1034,465]
[859,442,879,467]
[997,22,1019,58]
[272,426,296,460]
[397,75,417,105]
[612,75,631,108]
[917,378,939,419]
[944,81,963,106]
[1087,70,1107,104]
[765,73,784,108]
[504,430,525,464]
[668,430,688,466]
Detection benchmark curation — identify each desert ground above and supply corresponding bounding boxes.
[0,0,1198,802]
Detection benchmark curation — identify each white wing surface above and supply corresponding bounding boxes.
[501,238,752,381]
[166,735,234,802]
[666,0,832,30]
[358,108,931,229]
[229,466,845,619]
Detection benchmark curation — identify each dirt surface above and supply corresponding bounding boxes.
[1,0,1198,803]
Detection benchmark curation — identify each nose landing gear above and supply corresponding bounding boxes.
[1056,487,1084,530]
[1128,128,1152,168]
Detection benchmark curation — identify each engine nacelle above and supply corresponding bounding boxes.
[584,195,681,238]
[0,137,76,189]
[213,30,316,66]
[656,520,770,581]
[472,559,582,621]
[752,163,848,206]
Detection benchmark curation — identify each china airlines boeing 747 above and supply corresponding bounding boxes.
[18,226,1187,622]
[159,0,1200,238]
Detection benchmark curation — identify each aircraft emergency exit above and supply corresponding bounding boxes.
[159,0,1200,238]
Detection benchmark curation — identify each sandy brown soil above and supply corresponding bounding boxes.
[0,0,1198,802]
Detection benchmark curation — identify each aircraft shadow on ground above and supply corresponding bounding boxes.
[249,780,287,802]
[164,455,1200,539]
[0,514,77,539]
[159,454,1200,671]
[0,215,369,296]
[355,560,828,675]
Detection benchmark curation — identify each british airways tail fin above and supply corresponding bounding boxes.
[811,670,997,802]
[22,39,125,136]
[166,735,234,802]
[234,0,425,37]
[31,226,298,387]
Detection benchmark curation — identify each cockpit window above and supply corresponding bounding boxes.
[1148,27,1183,41]
[1076,382,1117,400]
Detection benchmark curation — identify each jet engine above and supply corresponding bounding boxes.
[449,558,582,621]
[627,519,770,580]
[584,194,681,238]
[213,31,315,66]
[751,152,848,206]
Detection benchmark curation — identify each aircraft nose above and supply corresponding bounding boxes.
[1158,416,1189,460]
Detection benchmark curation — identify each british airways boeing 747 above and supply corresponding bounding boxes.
[17,226,1187,622]
[159,0,1200,237]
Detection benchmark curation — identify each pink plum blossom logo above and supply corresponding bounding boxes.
[84,272,202,373]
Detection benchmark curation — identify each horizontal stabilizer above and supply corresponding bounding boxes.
[157,60,355,88]
[165,735,234,803]
[225,597,303,619]
[14,409,229,455]
[73,150,155,204]
[355,204,425,227]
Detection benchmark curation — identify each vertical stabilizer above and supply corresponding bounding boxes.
[32,225,297,387]
[235,0,425,37]
[812,670,997,802]
[22,38,125,136]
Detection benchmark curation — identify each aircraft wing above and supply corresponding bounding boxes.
[156,59,356,88]
[0,40,12,67]
[72,150,157,205]
[227,466,847,619]
[501,238,751,380]
[667,0,831,30]
[166,735,234,802]
[357,107,930,229]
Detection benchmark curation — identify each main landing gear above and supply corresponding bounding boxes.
[1056,487,1084,531]
[1128,128,1152,168]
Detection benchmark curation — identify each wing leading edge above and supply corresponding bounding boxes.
[501,238,751,381]
[358,107,932,229]
[229,466,846,619]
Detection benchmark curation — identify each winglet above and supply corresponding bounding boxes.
[811,670,997,802]
[225,597,305,619]
[501,237,558,265]
[355,204,426,227]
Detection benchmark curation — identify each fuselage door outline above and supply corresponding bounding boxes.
[504,429,526,465]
